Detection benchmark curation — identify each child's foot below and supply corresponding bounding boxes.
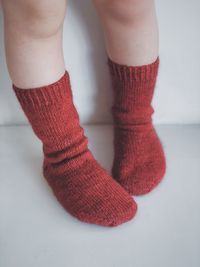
[108,57,166,195]
[13,72,137,226]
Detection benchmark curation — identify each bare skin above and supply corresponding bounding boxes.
[92,0,159,66]
[1,0,158,89]
[1,0,67,88]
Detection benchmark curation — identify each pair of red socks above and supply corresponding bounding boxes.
[13,57,165,227]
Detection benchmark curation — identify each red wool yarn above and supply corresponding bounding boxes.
[13,72,137,226]
[108,57,166,195]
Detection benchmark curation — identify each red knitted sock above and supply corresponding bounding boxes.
[108,57,166,195]
[13,72,137,226]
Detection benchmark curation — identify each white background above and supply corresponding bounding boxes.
[0,0,200,125]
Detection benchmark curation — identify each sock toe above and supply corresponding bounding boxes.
[117,161,166,196]
[76,196,137,227]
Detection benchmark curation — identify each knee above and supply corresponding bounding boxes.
[2,0,66,38]
[93,0,154,24]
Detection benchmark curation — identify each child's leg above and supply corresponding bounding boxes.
[93,0,159,66]
[93,0,166,195]
[2,0,66,88]
[2,0,137,226]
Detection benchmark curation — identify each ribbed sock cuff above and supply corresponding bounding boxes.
[108,57,159,82]
[13,71,70,108]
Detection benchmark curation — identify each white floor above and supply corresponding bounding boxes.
[0,124,200,267]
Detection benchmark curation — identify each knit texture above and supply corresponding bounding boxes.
[108,57,166,195]
[13,72,137,226]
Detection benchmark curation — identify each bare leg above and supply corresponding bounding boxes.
[93,0,159,66]
[1,0,67,88]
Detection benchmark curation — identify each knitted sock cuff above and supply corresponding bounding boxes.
[108,57,159,82]
[13,71,70,108]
